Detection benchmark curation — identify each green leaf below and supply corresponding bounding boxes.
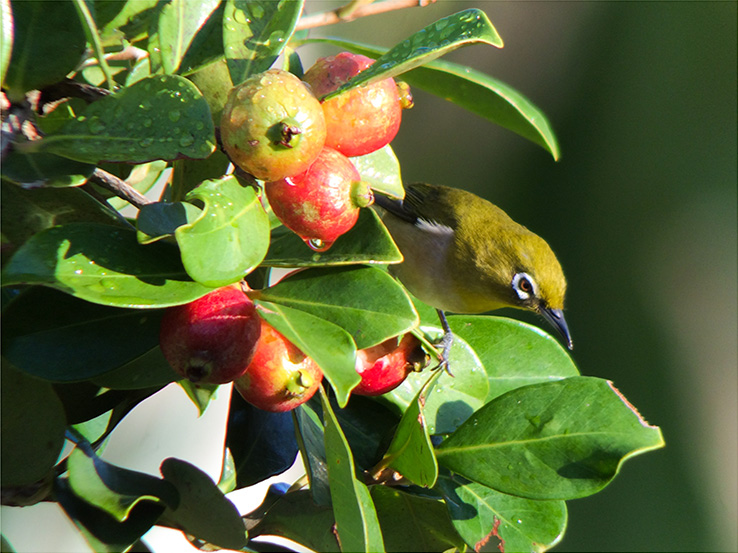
[247,489,339,552]
[436,472,567,553]
[256,301,358,407]
[263,208,402,267]
[170,148,231,202]
[380,370,440,487]
[136,201,203,244]
[160,458,247,550]
[2,223,217,308]
[350,145,404,199]
[295,401,331,506]
[185,60,233,123]
[382,328,488,435]
[371,487,466,552]
[1,287,161,381]
[29,75,216,164]
[448,315,579,402]
[107,160,169,211]
[98,0,159,38]
[0,0,12,88]
[3,0,86,101]
[178,5,227,76]
[175,176,270,286]
[156,0,221,75]
[177,380,219,416]
[223,0,303,84]
[435,376,665,500]
[321,389,385,553]
[0,150,95,188]
[1,363,66,486]
[321,9,503,100]
[92,347,179,390]
[67,439,179,522]
[306,38,560,159]
[257,266,418,349]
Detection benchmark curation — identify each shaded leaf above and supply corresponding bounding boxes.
[177,380,219,416]
[1,363,66,486]
[321,9,503,100]
[170,148,231,202]
[156,0,221,75]
[257,266,418,349]
[1,286,161,381]
[160,458,247,550]
[178,4,227,76]
[263,208,402,267]
[0,150,95,188]
[223,0,303,84]
[92,347,179,390]
[371,487,466,552]
[136,201,203,244]
[30,75,216,164]
[448,315,579,402]
[1,223,217,308]
[295,400,331,506]
[107,160,169,212]
[437,472,567,553]
[435,377,665,500]
[350,145,404,199]
[321,389,385,553]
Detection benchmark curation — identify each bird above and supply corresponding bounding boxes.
[373,182,572,369]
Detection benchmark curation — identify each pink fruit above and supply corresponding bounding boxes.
[353,334,428,396]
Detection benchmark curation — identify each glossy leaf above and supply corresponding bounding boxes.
[178,4,227,76]
[263,208,402,267]
[1,223,217,308]
[382,327,488,435]
[248,489,339,552]
[1,363,66,486]
[170,148,231,202]
[321,389,385,553]
[160,458,247,550]
[305,38,559,159]
[1,286,161,381]
[322,9,503,100]
[92,347,179,390]
[98,0,159,38]
[380,369,440,487]
[295,400,331,506]
[226,391,299,488]
[371,487,465,552]
[67,439,179,522]
[0,150,95,188]
[223,0,303,84]
[435,377,665,500]
[175,176,270,286]
[256,301,358,407]
[437,472,567,553]
[136,201,203,244]
[257,266,418,349]
[0,0,11,87]
[3,0,86,101]
[156,0,221,75]
[350,145,404,199]
[30,75,216,164]
[449,315,579,401]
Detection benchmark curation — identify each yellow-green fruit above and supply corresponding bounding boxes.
[220,69,326,181]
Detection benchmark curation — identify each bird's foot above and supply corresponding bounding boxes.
[434,309,454,376]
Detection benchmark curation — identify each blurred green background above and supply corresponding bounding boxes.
[308,2,737,551]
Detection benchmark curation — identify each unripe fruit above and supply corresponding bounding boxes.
[304,52,403,157]
[353,334,428,396]
[234,320,323,412]
[265,146,371,251]
[159,284,261,384]
[220,69,326,181]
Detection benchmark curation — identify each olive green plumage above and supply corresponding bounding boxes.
[375,183,572,349]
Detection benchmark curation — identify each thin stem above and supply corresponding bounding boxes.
[89,168,153,209]
[295,0,436,31]
[72,0,116,91]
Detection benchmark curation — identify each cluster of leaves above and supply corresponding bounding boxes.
[1,1,664,552]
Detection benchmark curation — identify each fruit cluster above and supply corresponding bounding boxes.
[161,53,424,411]
[220,52,407,251]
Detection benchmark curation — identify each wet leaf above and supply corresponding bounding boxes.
[156,0,221,74]
[350,145,404,199]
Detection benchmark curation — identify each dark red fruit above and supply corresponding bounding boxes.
[303,52,403,157]
[160,284,261,384]
[220,69,326,181]
[353,334,428,396]
[234,319,323,412]
[265,146,371,251]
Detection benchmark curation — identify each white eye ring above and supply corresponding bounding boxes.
[512,272,538,301]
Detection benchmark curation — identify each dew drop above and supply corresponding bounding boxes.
[143,118,153,128]
[179,135,194,148]
[140,137,154,147]
[74,269,83,275]
[233,8,252,24]
[305,237,333,252]
[88,116,105,134]
[250,4,264,18]
[169,110,181,122]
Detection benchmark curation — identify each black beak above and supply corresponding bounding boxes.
[539,306,573,350]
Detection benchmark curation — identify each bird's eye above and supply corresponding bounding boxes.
[512,273,537,301]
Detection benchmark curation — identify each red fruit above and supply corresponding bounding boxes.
[220,69,326,181]
[160,284,261,384]
[234,320,323,412]
[353,334,428,396]
[265,146,372,251]
[304,52,403,157]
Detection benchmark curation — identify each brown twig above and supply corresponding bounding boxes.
[295,0,436,31]
[89,168,153,209]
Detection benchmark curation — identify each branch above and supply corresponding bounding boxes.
[89,168,153,209]
[295,0,436,31]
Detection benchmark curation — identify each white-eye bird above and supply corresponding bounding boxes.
[374,183,572,365]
